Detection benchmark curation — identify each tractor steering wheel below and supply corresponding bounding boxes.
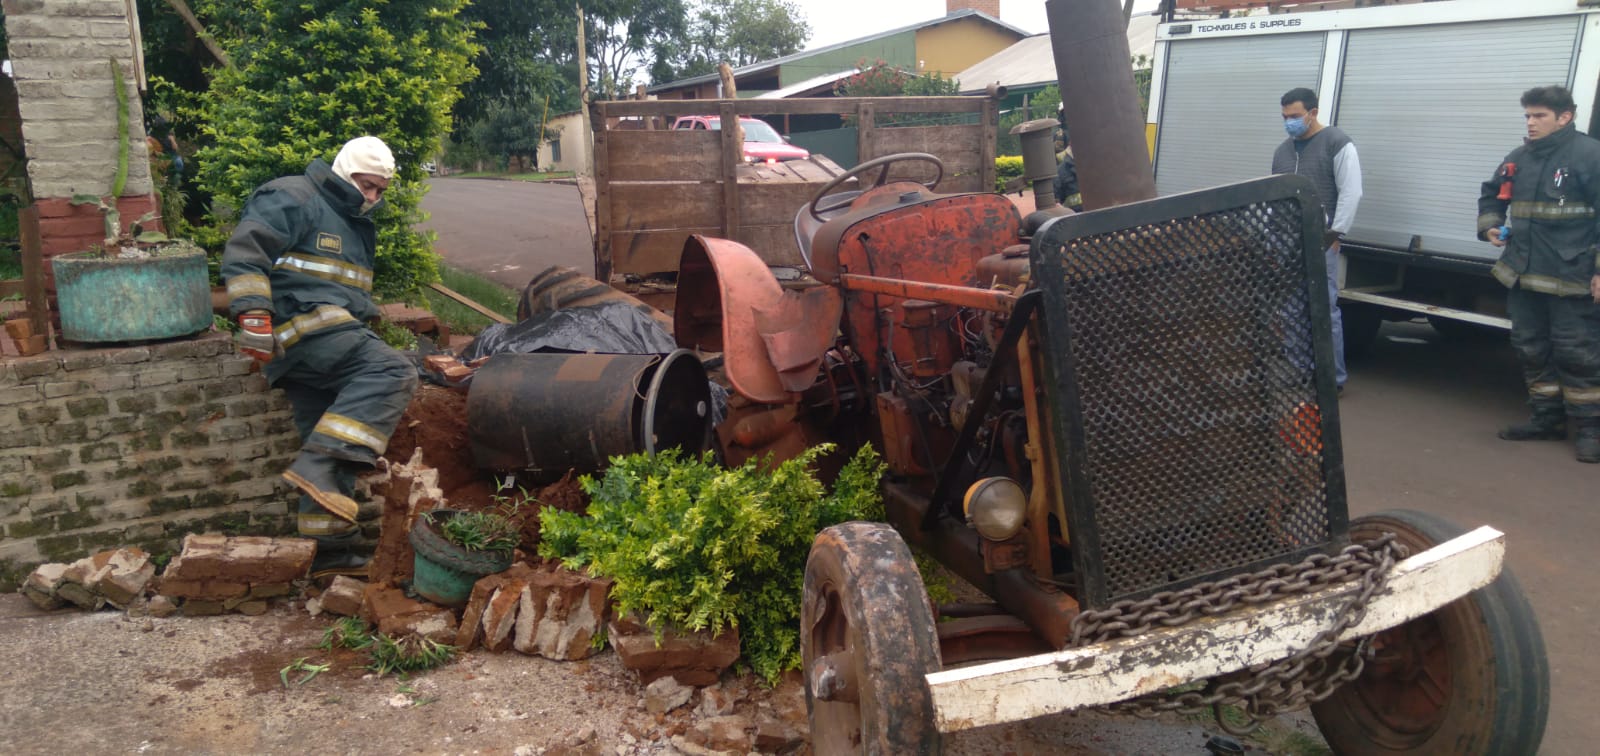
[806,152,946,222]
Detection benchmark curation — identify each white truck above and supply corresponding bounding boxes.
[1147,0,1600,353]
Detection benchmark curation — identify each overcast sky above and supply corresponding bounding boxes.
[799,0,1164,50]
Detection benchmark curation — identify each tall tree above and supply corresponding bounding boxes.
[188,0,478,299]
[582,0,688,99]
[455,0,580,127]
[654,0,811,83]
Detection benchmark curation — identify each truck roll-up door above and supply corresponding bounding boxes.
[1154,33,1324,196]
[1338,16,1583,262]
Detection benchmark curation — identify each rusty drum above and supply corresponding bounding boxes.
[466,349,712,478]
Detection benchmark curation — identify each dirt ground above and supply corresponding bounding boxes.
[0,591,1321,755]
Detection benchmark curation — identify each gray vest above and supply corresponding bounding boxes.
[1271,126,1352,223]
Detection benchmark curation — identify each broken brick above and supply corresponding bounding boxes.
[512,565,611,661]
[158,576,249,600]
[147,595,179,618]
[320,575,367,617]
[454,574,509,651]
[610,614,740,686]
[21,563,70,610]
[248,582,295,599]
[182,599,227,616]
[163,534,314,586]
[481,581,527,652]
[381,608,458,644]
[360,583,443,631]
[234,600,270,616]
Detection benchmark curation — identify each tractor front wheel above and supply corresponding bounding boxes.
[802,522,943,754]
[1311,509,1549,754]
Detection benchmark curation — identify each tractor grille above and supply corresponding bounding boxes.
[1030,176,1348,608]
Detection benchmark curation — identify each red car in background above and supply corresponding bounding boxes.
[670,116,811,163]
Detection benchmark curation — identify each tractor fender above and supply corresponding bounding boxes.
[674,235,842,404]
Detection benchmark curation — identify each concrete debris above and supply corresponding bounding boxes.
[320,575,367,617]
[609,614,740,686]
[697,684,737,718]
[643,676,694,715]
[19,548,156,612]
[753,716,804,753]
[687,714,754,753]
[146,595,179,618]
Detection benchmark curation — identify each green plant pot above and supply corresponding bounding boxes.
[52,241,211,343]
[409,509,514,608]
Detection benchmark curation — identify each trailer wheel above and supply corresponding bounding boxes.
[1311,509,1548,755]
[802,522,943,754]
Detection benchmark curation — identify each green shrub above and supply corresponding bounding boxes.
[538,444,886,684]
[995,155,1024,192]
[186,0,479,301]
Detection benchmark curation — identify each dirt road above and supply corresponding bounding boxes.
[417,177,1595,754]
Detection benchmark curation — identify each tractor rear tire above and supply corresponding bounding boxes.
[1311,509,1549,754]
[802,522,943,754]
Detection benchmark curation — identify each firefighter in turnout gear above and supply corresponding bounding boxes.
[221,136,419,572]
[1478,86,1600,463]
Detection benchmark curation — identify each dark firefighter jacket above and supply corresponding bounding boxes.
[220,159,382,353]
[1478,123,1600,297]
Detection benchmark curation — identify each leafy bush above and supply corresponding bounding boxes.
[433,510,519,552]
[995,155,1024,193]
[539,444,886,684]
[186,0,479,300]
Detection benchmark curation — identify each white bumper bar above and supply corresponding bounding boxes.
[928,526,1505,732]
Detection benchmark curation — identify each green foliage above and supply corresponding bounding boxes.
[655,0,811,81]
[539,444,886,684]
[834,59,964,127]
[367,633,457,676]
[318,616,375,651]
[186,0,478,300]
[372,319,418,352]
[454,0,576,128]
[432,510,519,552]
[421,264,517,336]
[466,99,550,170]
[998,85,1062,157]
[994,155,1024,193]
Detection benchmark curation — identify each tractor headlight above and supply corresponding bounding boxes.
[963,477,1027,541]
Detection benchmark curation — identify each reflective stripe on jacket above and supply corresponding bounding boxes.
[1478,123,1600,297]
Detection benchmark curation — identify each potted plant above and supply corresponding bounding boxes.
[50,60,210,344]
[408,509,518,608]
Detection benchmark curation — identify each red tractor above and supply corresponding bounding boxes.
[668,3,1548,752]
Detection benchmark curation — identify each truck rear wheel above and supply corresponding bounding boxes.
[802,522,943,754]
[1311,509,1548,754]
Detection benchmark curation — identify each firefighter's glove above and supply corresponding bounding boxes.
[236,310,276,363]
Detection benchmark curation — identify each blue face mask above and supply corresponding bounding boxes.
[1284,116,1310,139]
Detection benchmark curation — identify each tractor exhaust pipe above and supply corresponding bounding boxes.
[1046,0,1157,211]
[1011,117,1061,212]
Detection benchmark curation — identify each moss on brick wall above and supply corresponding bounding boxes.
[0,333,300,590]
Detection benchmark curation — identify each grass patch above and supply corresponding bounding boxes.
[417,264,518,337]
[443,170,575,182]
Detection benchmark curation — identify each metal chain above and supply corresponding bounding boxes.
[1070,534,1404,727]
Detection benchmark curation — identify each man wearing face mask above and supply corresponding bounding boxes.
[1478,85,1600,463]
[220,136,420,575]
[1271,87,1363,394]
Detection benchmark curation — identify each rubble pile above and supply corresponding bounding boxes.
[21,547,156,611]
[155,534,315,616]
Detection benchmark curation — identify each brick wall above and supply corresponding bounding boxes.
[3,0,161,291]
[0,333,302,591]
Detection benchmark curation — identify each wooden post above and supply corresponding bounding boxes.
[855,103,875,167]
[718,100,740,239]
[592,101,612,283]
[717,63,742,145]
[576,5,593,177]
[981,93,1000,193]
[18,204,48,345]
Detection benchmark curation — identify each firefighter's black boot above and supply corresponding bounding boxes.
[1575,419,1600,464]
[311,533,370,579]
[283,451,360,523]
[1497,407,1567,441]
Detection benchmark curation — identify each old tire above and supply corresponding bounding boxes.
[1311,509,1549,754]
[803,522,943,754]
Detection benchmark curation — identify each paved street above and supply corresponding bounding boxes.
[419,178,593,291]
[422,177,1596,754]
